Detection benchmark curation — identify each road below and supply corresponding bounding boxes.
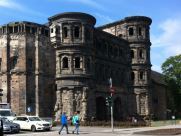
[4,125,181,136]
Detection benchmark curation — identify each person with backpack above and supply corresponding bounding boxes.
[72,111,80,135]
[58,112,69,135]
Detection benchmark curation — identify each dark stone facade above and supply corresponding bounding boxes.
[0,12,167,120]
[0,22,56,117]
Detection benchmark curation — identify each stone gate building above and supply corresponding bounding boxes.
[0,12,167,120]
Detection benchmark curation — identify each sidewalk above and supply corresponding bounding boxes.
[54,125,181,136]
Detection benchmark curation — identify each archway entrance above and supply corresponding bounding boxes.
[96,97,107,121]
[114,97,122,121]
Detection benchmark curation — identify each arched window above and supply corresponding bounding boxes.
[131,72,135,81]
[74,26,80,38]
[131,50,134,59]
[10,56,18,69]
[139,49,144,59]
[129,27,134,36]
[51,28,54,33]
[75,57,80,68]
[118,34,122,38]
[138,27,142,36]
[85,27,91,40]
[56,26,60,34]
[139,71,144,80]
[63,27,68,38]
[86,58,90,70]
[62,57,68,68]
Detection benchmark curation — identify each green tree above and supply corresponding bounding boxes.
[162,54,181,115]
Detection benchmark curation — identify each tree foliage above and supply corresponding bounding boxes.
[161,54,181,114]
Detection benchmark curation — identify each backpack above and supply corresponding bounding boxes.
[76,119,79,124]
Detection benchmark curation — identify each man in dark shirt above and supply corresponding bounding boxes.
[0,118,3,136]
[58,112,69,135]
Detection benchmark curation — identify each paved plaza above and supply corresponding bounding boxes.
[4,125,181,136]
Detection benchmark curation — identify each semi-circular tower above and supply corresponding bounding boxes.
[114,16,152,116]
[49,12,96,120]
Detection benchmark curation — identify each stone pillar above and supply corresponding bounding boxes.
[69,25,73,42]
[70,56,73,73]
[56,53,61,75]
[54,89,62,121]
[82,25,85,43]
[136,94,140,114]
[82,87,88,121]
[68,89,74,117]
[1,35,10,103]
[35,35,40,116]
[145,93,149,115]
[83,56,86,74]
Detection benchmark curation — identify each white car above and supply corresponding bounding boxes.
[0,109,16,121]
[13,116,51,131]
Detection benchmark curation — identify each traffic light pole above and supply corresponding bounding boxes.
[109,77,114,133]
[110,93,114,133]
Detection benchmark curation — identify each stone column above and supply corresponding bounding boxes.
[82,24,85,43]
[70,56,73,74]
[136,94,140,114]
[82,87,88,121]
[69,24,73,42]
[56,53,61,75]
[145,93,149,115]
[35,35,40,116]
[68,89,74,117]
[83,56,86,74]
[54,89,62,121]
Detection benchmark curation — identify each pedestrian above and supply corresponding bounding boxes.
[0,118,3,136]
[58,112,69,135]
[72,111,80,135]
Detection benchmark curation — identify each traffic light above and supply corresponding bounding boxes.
[106,96,112,106]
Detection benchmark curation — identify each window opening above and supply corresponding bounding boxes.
[63,27,68,38]
[74,26,80,38]
[75,57,80,68]
[131,72,135,81]
[131,50,134,59]
[140,71,144,80]
[129,27,134,36]
[62,57,68,68]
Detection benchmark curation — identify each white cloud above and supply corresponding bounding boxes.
[151,17,181,73]
[94,13,114,23]
[66,0,106,11]
[0,0,23,10]
[0,0,47,17]
[151,17,181,56]
[152,65,162,73]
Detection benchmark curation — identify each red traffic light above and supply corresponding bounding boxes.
[110,87,115,94]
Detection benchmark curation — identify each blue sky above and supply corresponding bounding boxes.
[0,0,181,72]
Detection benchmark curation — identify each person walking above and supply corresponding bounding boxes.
[58,112,69,135]
[0,118,3,136]
[72,111,80,135]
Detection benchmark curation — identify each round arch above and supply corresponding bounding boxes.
[113,97,122,121]
[96,96,108,121]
